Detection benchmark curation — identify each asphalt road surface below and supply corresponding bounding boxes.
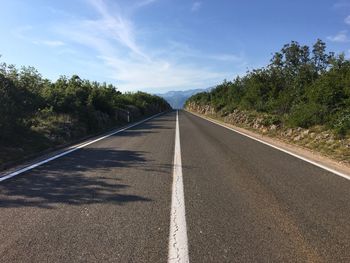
[0,110,349,262]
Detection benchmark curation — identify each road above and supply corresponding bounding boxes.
[0,110,350,262]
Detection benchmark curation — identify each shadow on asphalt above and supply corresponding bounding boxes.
[0,112,177,209]
[0,148,153,209]
[115,118,174,138]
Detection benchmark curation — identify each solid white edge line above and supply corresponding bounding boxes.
[0,112,165,182]
[186,110,350,181]
[168,110,189,263]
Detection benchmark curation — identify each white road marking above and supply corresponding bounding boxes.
[188,111,350,181]
[168,110,189,263]
[0,112,165,182]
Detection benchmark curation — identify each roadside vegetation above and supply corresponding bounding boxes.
[0,58,171,169]
[185,40,350,163]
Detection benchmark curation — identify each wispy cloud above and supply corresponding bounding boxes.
[39,40,65,47]
[164,41,245,63]
[208,54,245,62]
[327,30,350,43]
[50,0,244,92]
[333,1,350,9]
[87,0,147,59]
[345,15,350,25]
[13,25,65,48]
[99,55,226,92]
[13,25,33,39]
[191,1,202,12]
[135,0,157,8]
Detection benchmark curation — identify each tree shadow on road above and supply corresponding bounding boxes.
[115,117,174,138]
[0,148,153,209]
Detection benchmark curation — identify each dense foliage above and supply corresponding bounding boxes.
[186,40,350,136]
[0,59,171,166]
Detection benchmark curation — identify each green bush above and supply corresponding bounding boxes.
[333,110,350,137]
[261,115,282,126]
[186,39,350,135]
[287,103,326,128]
[0,58,171,148]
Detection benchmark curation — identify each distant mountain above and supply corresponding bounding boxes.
[156,87,212,109]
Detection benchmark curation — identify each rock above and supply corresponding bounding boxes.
[293,135,302,141]
[256,117,263,124]
[286,129,293,136]
[302,130,309,136]
[327,138,335,144]
[316,134,323,140]
[270,124,277,131]
[323,133,330,139]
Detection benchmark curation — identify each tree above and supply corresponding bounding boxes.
[312,39,328,74]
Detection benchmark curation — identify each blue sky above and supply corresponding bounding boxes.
[0,0,349,93]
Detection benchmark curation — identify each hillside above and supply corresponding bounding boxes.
[157,87,212,109]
